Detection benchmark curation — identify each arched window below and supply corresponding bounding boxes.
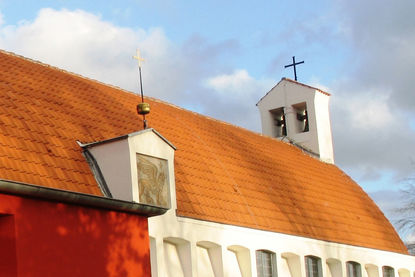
[346,261,362,277]
[305,255,322,277]
[256,250,277,277]
[382,266,395,277]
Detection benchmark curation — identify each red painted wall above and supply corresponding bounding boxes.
[0,193,151,277]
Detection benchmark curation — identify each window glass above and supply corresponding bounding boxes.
[346,261,362,277]
[305,256,322,277]
[383,266,395,277]
[256,250,277,277]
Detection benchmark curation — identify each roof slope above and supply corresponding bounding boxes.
[0,50,407,254]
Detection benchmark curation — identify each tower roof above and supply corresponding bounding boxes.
[0,50,407,254]
[257,77,330,106]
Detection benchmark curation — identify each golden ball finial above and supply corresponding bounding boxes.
[137,102,150,115]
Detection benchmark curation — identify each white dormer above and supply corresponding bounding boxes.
[256,78,334,164]
[79,128,176,209]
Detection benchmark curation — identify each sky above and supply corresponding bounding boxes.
[0,0,414,240]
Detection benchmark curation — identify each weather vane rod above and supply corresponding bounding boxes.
[133,49,150,129]
[284,56,304,81]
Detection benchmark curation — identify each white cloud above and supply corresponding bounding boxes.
[336,91,394,130]
[206,69,252,93]
[205,69,264,98]
[331,84,415,184]
[203,69,274,130]
[324,0,415,187]
[308,79,330,93]
[0,9,214,99]
[0,8,151,92]
[336,0,415,111]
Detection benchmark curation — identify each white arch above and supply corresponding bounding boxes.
[227,245,251,277]
[196,241,223,277]
[365,264,379,277]
[398,268,410,277]
[326,258,342,277]
[163,237,192,277]
[281,252,301,277]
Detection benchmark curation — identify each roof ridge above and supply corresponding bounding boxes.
[256,77,330,105]
[0,49,140,98]
[282,77,331,96]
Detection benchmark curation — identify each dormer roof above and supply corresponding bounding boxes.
[78,128,176,150]
[0,50,407,254]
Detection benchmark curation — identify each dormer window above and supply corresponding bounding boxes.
[80,128,175,210]
[270,107,286,137]
[293,102,309,133]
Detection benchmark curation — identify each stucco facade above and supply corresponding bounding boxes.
[149,211,414,277]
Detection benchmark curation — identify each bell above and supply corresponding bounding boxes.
[297,112,307,121]
[137,102,150,115]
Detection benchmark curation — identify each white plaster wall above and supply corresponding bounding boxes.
[197,246,215,277]
[225,250,243,277]
[326,258,342,277]
[88,139,132,201]
[281,253,303,277]
[149,212,415,277]
[150,237,158,277]
[198,241,224,277]
[164,240,186,277]
[314,92,334,163]
[398,268,411,277]
[365,264,379,277]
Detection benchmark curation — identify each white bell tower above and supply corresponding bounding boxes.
[256,78,334,164]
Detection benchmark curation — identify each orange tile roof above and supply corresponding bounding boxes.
[0,50,407,254]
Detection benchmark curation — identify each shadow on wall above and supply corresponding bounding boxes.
[0,193,151,277]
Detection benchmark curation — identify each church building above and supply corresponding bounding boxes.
[0,49,413,277]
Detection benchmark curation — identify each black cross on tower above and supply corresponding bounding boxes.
[284,56,304,81]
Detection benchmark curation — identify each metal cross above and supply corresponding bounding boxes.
[133,49,145,68]
[284,56,304,81]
